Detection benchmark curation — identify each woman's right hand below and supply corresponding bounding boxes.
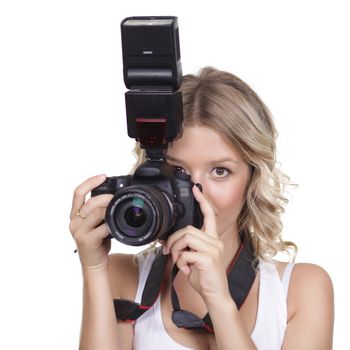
[69,174,114,271]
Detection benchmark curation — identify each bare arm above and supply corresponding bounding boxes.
[79,265,120,350]
[69,176,134,350]
[79,253,136,350]
[282,263,334,349]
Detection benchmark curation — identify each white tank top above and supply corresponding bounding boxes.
[132,247,294,350]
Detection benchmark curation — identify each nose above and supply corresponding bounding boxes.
[189,172,204,191]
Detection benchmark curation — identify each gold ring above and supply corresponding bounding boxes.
[77,211,86,220]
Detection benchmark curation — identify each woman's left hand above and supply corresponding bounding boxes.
[164,185,231,307]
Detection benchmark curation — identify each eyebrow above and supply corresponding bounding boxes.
[166,155,240,165]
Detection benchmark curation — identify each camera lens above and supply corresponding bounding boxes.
[115,194,153,239]
[125,206,147,228]
[106,185,175,246]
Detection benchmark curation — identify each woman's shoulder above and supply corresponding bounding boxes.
[291,262,332,281]
[278,262,334,346]
[267,259,333,312]
[285,262,334,322]
[107,252,139,300]
[289,262,333,299]
[288,262,333,298]
[107,246,160,299]
[269,258,332,284]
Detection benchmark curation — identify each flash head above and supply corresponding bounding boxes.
[121,16,181,90]
[120,16,183,155]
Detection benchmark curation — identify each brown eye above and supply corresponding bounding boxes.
[212,167,231,178]
[216,168,225,176]
[173,166,187,174]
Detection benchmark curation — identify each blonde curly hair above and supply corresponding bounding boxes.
[131,67,297,262]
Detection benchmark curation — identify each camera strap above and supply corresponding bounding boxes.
[113,236,258,334]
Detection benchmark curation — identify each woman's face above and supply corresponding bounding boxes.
[166,126,251,239]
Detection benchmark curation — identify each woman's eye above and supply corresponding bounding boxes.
[211,167,231,178]
[173,166,187,174]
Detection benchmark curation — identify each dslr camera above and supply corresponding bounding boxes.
[91,16,203,246]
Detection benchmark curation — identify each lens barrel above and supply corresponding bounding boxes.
[106,185,174,246]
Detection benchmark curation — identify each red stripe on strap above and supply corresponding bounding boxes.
[138,304,151,310]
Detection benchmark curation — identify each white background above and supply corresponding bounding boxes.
[0,1,349,349]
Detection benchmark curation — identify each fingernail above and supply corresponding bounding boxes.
[163,246,168,255]
[195,183,203,192]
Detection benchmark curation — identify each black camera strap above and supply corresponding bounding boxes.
[113,236,258,333]
[113,250,169,322]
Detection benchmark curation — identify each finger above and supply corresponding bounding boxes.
[75,222,110,247]
[193,185,218,237]
[165,225,214,253]
[77,194,113,219]
[70,174,106,220]
[70,206,107,237]
[88,221,111,241]
[170,232,215,265]
[176,250,208,275]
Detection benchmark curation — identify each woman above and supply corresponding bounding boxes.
[69,67,334,349]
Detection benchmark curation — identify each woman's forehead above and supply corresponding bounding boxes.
[167,126,243,162]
